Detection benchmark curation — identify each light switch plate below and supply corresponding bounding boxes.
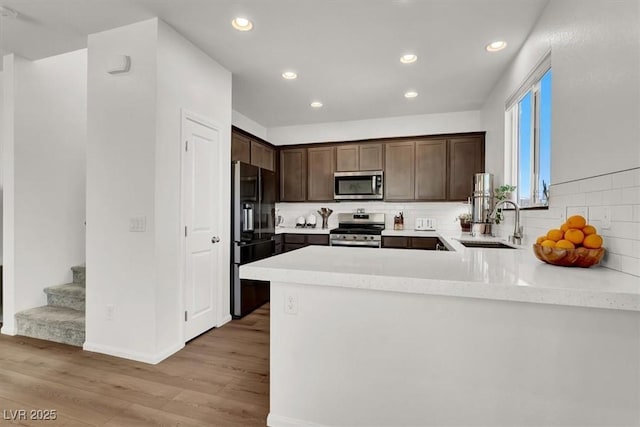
[284,293,298,315]
[129,216,146,232]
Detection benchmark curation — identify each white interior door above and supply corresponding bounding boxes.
[182,114,220,341]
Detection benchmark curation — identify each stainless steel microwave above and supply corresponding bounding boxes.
[334,171,384,200]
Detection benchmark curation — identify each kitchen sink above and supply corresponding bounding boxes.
[458,241,516,249]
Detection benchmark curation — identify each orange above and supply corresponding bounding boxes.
[536,236,546,244]
[566,215,587,229]
[583,234,603,249]
[564,229,585,245]
[541,239,556,248]
[546,229,564,242]
[582,225,597,235]
[556,239,576,249]
[560,223,569,232]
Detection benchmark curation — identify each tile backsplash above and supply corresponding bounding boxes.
[494,168,640,277]
[277,168,640,277]
[276,201,471,232]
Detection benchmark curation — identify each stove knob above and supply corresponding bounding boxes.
[352,235,357,239]
[342,235,346,239]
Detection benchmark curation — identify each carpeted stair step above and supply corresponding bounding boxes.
[15,306,85,347]
[44,283,85,311]
[71,265,85,286]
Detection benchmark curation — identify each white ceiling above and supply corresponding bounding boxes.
[0,0,549,127]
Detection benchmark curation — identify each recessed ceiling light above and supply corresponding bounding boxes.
[310,101,323,108]
[400,54,418,64]
[231,17,253,31]
[282,71,298,80]
[485,41,507,52]
[404,91,418,98]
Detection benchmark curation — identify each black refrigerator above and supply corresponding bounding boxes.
[231,161,276,318]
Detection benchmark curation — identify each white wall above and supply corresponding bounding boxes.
[482,0,640,276]
[0,69,4,266]
[1,58,14,328]
[481,0,640,186]
[155,20,232,353]
[2,50,87,335]
[267,110,482,145]
[86,18,232,363]
[85,19,159,360]
[232,110,267,140]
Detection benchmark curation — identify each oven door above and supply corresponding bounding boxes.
[334,171,383,200]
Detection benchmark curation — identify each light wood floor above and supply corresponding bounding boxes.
[0,304,270,426]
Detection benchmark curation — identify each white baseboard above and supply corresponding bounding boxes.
[218,313,232,327]
[267,413,327,427]
[1,322,16,336]
[83,341,184,365]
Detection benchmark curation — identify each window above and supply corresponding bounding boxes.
[505,55,551,208]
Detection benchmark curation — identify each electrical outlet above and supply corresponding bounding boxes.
[566,206,587,219]
[106,304,115,320]
[284,293,298,315]
[602,207,612,229]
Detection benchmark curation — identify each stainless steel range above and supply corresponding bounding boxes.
[329,213,385,248]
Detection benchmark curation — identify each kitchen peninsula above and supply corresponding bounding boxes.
[240,238,640,426]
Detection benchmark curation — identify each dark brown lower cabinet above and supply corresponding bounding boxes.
[381,236,409,249]
[274,234,283,255]
[382,236,448,250]
[282,233,330,253]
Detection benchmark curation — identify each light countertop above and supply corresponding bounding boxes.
[275,227,330,235]
[382,229,441,237]
[241,232,640,312]
[277,228,470,237]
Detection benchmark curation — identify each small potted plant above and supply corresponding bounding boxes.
[494,184,516,224]
[457,213,472,232]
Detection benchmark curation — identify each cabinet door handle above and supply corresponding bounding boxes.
[212,236,221,244]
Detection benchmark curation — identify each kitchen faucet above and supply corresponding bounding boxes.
[491,200,523,245]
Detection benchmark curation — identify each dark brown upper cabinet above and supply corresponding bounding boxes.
[231,132,251,164]
[276,132,484,203]
[359,143,384,171]
[251,140,275,171]
[335,143,383,171]
[336,145,359,171]
[448,136,484,201]
[415,139,447,201]
[232,129,275,171]
[280,148,307,202]
[384,140,415,200]
[307,146,336,201]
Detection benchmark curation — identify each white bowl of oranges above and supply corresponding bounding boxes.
[533,215,605,268]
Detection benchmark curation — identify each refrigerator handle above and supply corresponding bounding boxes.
[257,170,263,236]
[242,203,254,232]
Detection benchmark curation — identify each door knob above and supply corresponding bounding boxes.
[211,236,221,244]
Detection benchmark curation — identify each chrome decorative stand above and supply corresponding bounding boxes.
[471,173,494,236]
[318,208,333,229]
